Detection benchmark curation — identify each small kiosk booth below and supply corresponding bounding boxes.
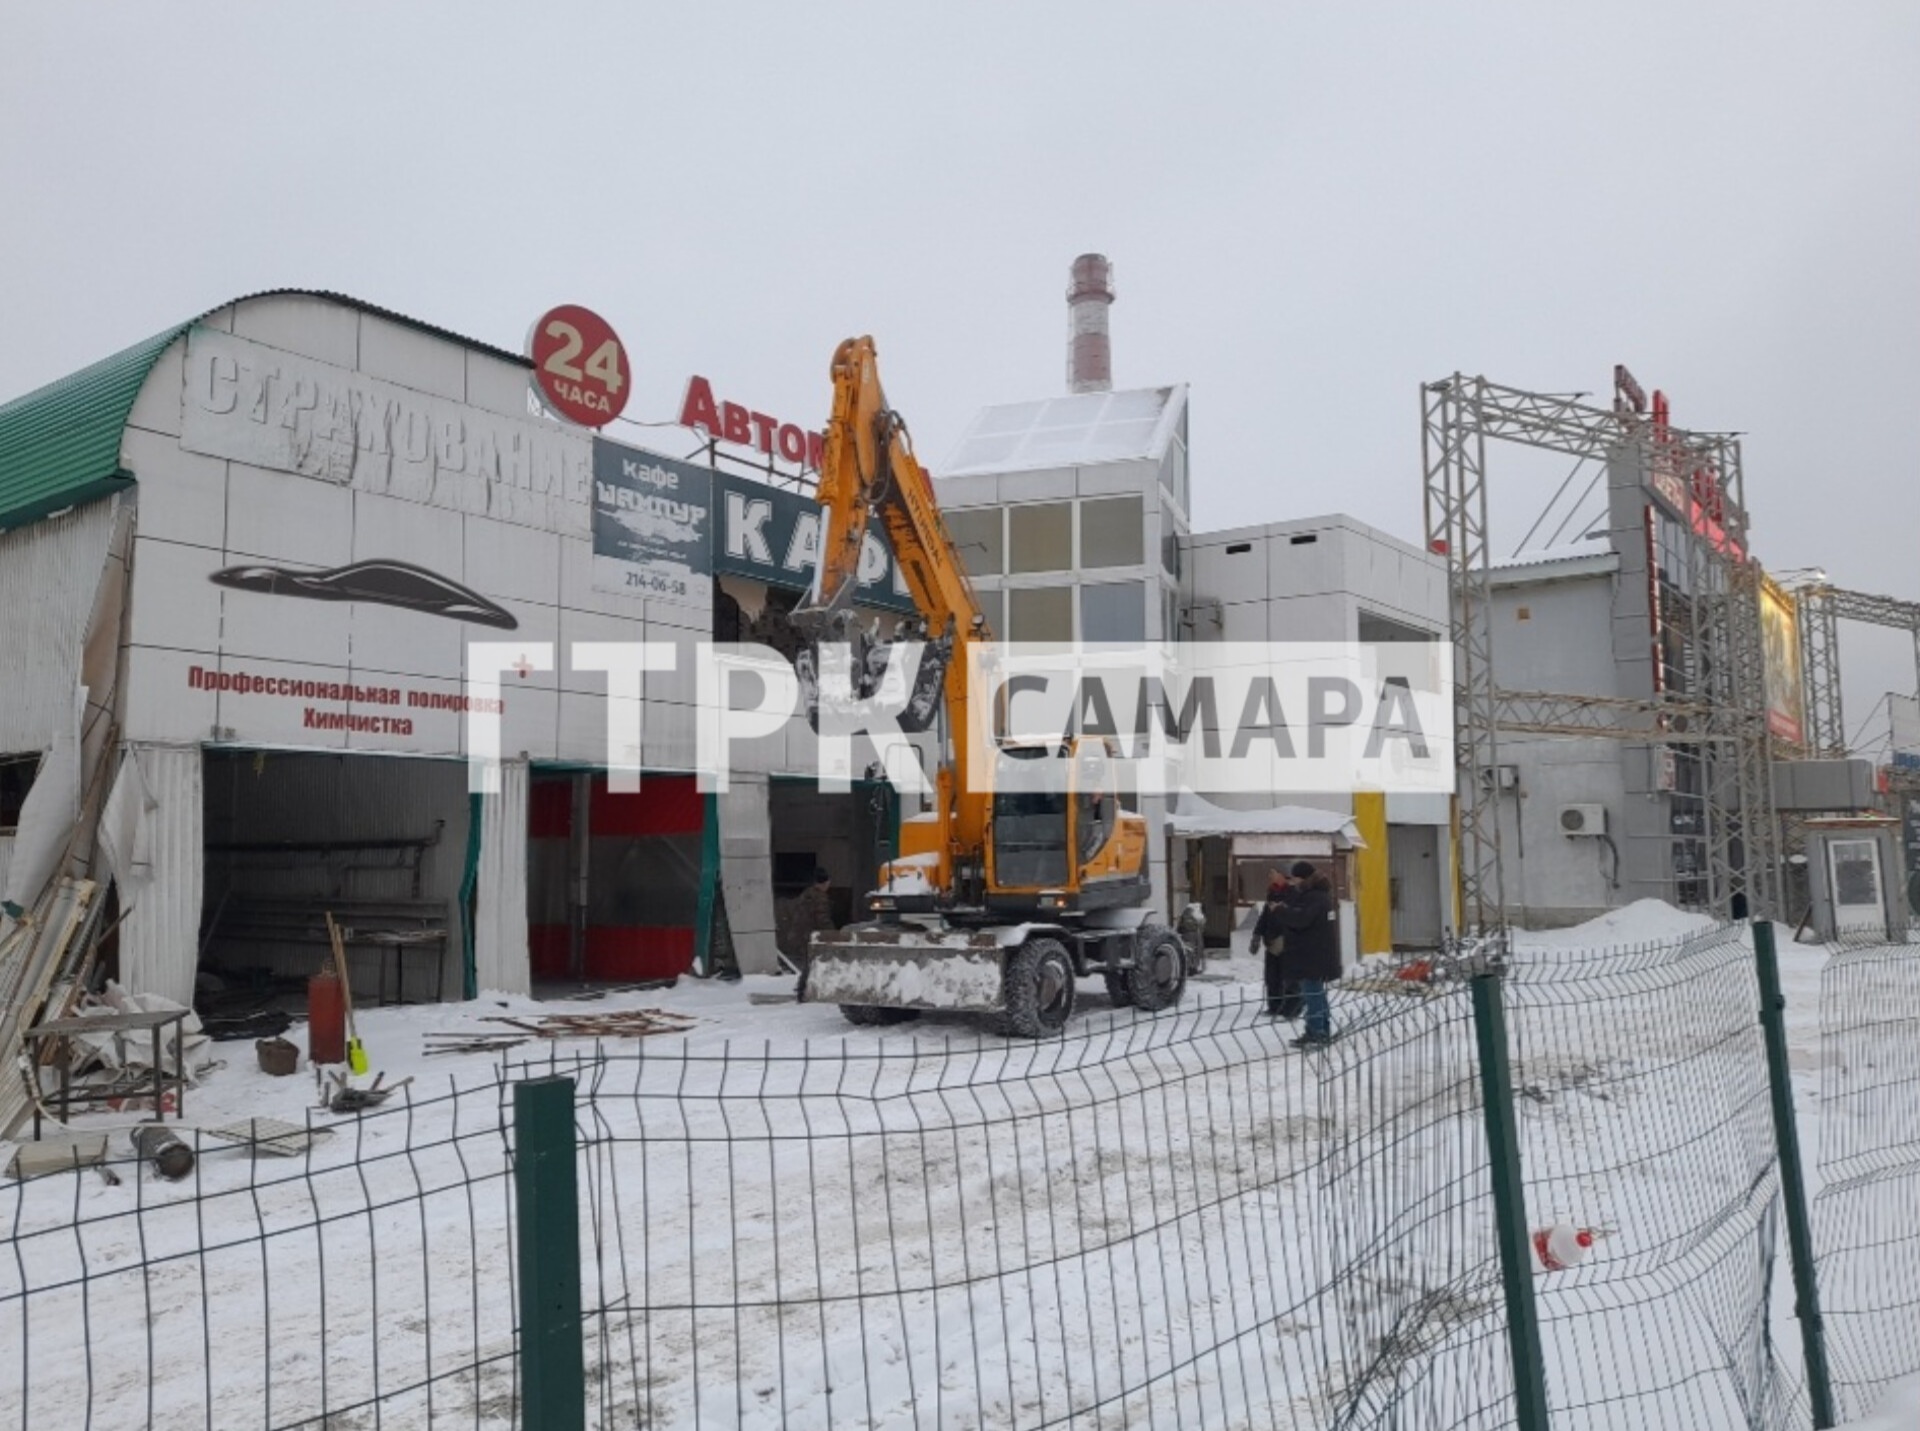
[1164,797,1364,969]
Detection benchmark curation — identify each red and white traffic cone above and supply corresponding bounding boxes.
[1531,1222,1600,1271]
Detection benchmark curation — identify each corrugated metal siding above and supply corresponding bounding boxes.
[113,744,203,1006]
[0,329,185,531]
[474,759,530,995]
[0,498,117,752]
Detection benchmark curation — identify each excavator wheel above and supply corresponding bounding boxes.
[1001,937,1077,1038]
[1127,925,1188,1012]
[1103,968,1136,1009]
[839,1005,921,1027]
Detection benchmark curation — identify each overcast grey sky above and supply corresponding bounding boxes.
[4,2,1916,724]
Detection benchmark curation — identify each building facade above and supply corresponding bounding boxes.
[936,390,1457,956]
[0,291,928,1006]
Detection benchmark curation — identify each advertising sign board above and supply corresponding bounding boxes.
[713,471,915,613]
[1759,574,1805,746]
[590,441,712,607]
[1890,692,1920,761]
[529,305,630,428]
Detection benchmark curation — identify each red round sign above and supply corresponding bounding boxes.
[528,305,630,427]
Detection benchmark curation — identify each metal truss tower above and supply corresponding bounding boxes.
[1795,585,1920,758]
[1423,375,1782,931]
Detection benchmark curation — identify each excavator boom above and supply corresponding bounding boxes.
[792,337,1187,1036]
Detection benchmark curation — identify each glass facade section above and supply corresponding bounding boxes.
[1008,503,1073,573]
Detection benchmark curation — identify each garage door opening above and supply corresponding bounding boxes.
[527,771,705,992]
[768,777,896,966]
[199,751,468,1010]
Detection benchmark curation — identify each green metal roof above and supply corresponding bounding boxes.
[0,289,533,534]
[0,323,189,532]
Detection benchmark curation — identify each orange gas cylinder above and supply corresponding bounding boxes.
[307,969,347,1065]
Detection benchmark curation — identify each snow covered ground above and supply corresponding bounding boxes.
[0,902,1899,1430]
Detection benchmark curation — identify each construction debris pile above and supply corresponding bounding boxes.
[0,877,217,1135]
[423,1009,696,1057]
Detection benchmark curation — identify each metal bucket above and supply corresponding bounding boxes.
[256,1036,299,1077]
[129,1124,194,1181]
[801,924,1008,1012]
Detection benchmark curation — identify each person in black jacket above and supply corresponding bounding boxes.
[1268,860,1340,1047]
[1248,874,1304,1019]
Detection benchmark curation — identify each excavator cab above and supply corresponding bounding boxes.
[983,736,1148,917]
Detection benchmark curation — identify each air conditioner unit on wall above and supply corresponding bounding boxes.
[1559,803,1607,837]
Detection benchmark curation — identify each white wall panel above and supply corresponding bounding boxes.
[473,757,530,995]
[717,775,778,974]
[215,656,349,750]
[996,466,1075,501]
[226,461,355,567]
[221,569,353,669]
[232,295,361,370]
[127,538,227,654]
[352,490,467,584]
[109,744,203,1006]
[464,351,535,421]
[358,314,465,401]
[1073,458,1157,499]
[0,499,116,752]
[931,474,999,509]
[464,514,561,608]
[123,429,225,549]
[122,646,217,744]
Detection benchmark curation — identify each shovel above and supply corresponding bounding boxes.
[325,912,370,1075]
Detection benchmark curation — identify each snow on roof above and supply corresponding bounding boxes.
[1491,547,1620,584]
[943,384,1186,477]
[1163,795,1364,846]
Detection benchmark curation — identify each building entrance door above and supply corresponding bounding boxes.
[1388,823,1443,949]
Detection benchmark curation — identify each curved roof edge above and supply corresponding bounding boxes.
[0,289,532,533]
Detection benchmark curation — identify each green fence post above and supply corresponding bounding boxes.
[694,791,720,977]
[515,1076,584,1431]
[1752,919,1837,1428]
[1472,972,1552,1431]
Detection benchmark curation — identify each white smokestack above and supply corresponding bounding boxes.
[1067,253,1114,394]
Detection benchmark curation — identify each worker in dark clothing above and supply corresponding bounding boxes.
[788,869,837,998]
[1268,860,1341,1047]
[1248,874,1304,1019]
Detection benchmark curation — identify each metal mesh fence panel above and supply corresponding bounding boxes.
[571,998,1354,1428]
[1815,932,1920,1421]
[0,920,1885,1429]
[1503,924,1802,1431]
[0,1076,522,1430]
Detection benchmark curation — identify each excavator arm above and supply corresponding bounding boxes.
[791,336,994,858]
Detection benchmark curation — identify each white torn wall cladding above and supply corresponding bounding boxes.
[719,775,779,975]
[0,687,81,921]
[98,745,202,1006]
[473,758,529,996]
[0,499,117,753]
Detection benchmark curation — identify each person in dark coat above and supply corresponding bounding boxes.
[1269,860,1340,1046]
[1248,874,1304,1019]
[788,869,837,996]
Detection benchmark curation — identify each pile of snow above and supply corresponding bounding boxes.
[1512,898,1718,950]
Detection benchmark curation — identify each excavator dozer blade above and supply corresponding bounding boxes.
[801,924,1009,1013]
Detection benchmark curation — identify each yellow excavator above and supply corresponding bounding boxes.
[790,337,1192,1036]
